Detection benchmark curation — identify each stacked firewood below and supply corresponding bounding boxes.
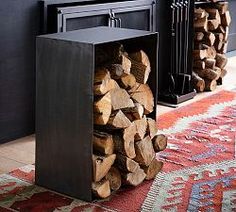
[193,1,231,92]
[92,43,167,199]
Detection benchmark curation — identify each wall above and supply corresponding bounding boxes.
[228,0,236,51]
[0,0,40,143]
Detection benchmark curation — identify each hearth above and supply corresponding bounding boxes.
[36,27,159,201]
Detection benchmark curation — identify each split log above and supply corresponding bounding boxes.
[204,58,216,69]
[108,110,131,129]
[215,53,228,69]
[109,88,134,110]
[93,131,114,155]
[129,50,151,68]
[195,68,218,80]
[221,11,231,26]
[205,8,221,22]
[194,16,208,32]
[205,46,217,59]
[214,33,224,51]
[194,8,208,19]
[95,43,124,65]
[192,71,205,92]
[220,42,228,54]
[147,118,158,139]
[130,60,151,84]
[118,74,136,89]
[193,49,207,60]
[195,32,204,41]
[115,154,140,173]
[134,136,155,166]
[105,167,121,191]
[109,64,128,79]
[122,168,146,186]
[94,93,112,125]
[93,154,116,182]
[215,1,229,14]
[204,32,216,46]
[208,19,219,31]
[94,68,120,95]
[220,68,227,78]
[213,66,222,80]
[92,179,111,199]
[152,134,168,152]
[122,102,144,121]
[134,116,148,140]
[193,60,205,70]
[129,84,154,114]
[204,79,217,91]
[224,27,229,41]
[114,123,137,159]
[215,25,225,33]
[142,159,163,180]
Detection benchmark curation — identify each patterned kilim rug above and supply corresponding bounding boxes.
[0,89,236,211]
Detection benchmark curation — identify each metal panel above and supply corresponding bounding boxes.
[36,37,94,201]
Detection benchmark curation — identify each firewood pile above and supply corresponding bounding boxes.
[192,1,231,92]
[92,43,167,199]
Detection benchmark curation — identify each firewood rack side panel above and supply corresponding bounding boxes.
[35,27,158,201]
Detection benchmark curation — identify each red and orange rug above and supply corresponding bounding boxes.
[0,89,236,211]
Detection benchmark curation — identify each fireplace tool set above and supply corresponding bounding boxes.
[158,0,196,105]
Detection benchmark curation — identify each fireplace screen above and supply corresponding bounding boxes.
[55,0,156,32]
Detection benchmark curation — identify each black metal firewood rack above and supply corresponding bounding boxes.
[36,26,158,201]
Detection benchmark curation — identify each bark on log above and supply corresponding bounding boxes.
[142,159,163,180]
[152,134,168,152]
[92,179,111,199]
[215,53,228,69]
[115,154,140,173]
[147,118,158,139]
[129,50,151,68]
[221,11,231,26]
[195,68,218,80]
[130,60,151,84]
[118,74,137,89]
[204,79,217,91]
[215,1,229,14]
[122,168,146,186]
[93,154,116,182]
[193,49,207,60]
[192,71,206,92]
[220,68,227,78]
[193,60,205,70]
[194,16,208,32]
[93,131,114,155]
[114,122,137,159]
[105,167,121,191]
[208,19,220,31]
[204,58,216,69]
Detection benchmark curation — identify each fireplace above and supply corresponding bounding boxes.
[41,0,156,33]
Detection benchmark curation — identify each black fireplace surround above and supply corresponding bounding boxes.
[0,0,236,143]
